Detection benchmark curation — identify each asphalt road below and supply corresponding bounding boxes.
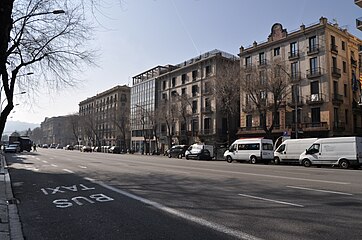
[5,149,362,240]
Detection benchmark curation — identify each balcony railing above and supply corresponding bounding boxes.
[259,59,267,67]
[351,58,358,67]
[306,93,324,105]
[331,44,338,54]
[306,67,322,79]
[332,93,343,105]
[307,44,319,55]
[331,67,341,78]
[290,72,301,82]
[288,51,299,60]
[201,107,213,113]
[301,122,329,130]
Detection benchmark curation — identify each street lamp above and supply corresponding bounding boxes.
[13,10,65,24]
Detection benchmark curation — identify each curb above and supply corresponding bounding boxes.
[1,155,24,240]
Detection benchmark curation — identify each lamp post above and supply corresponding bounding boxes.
[13,10,65,24]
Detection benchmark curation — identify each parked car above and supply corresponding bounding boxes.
[93,146,101,152]
[42,144,49,148]
[4,144,20,153]
[109,146,121,154]
[185,149,212,160]
[81,146,92,152]
[274,138,318,164]
[168,145,189,158]
[64,145,74,150]
[185,144,214,160]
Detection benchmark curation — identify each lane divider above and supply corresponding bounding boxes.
[238,193,304,208]
[286,186,353,196]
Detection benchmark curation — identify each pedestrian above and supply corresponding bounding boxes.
[33,144,37,152]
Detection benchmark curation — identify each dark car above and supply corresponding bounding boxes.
[109,146,121,154]
[4,144,20,153]
[185,149,212,160]
[168,145,189,158]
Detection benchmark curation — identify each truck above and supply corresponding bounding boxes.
[274,138,318,164]
[299,137,362,169]
[9,136,32,152]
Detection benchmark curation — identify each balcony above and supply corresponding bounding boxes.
[244,64,253,72]
[242,104,255,113]
[306,67,322,79]
[333,122,346,131]
[301,122,329,131]
[357,18,362,31]
[201,106,213,114]
[331,67,341,78]
[331,44,338,54]
[351,57,358,68]
[306,93,324,105]
[307,44,319,55]
[356,0,362,8]
[288,97,304,107]
[332,93,343,105]
[290,72,301,82]
[288,50,299,60]
[259,59,267,67]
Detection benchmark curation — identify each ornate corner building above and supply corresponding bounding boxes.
[238,17,362,139]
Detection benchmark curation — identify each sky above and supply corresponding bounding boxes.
[8,0,362,125]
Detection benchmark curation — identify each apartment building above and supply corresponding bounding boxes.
[79,85,131,148]
[239,17,362,139]
[41,115,78,146]
[157,50,240,150]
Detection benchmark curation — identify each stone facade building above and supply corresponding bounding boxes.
[238,17,362,139]
[79,85,130,148]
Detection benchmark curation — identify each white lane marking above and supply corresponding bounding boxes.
[79,165,87,169]
[86,178,262,240]
[286,186,353,196]
[63,169,74,174]
[238,193,304,208]
[36,158,41,161]
[51,164,58,167]
[42,160,48,163]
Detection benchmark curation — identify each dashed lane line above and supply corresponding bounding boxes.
[286,186,353,196]
[63,169,74,174]
[238,193,304,208]
[83,177,263,240]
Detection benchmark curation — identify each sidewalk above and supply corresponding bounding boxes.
[0,155,24,240]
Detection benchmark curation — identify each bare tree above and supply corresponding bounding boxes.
[213,58,240,145]
[68,114,80,145]
[29,126,43,144]
[157,99,178,150]
[113,110,130,151]
[0,1,98,138]
[240,59,290,139]
[171,93,194,144]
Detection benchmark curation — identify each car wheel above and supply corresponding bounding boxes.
[177,154,182,159]
[250,156,257,164]
[186,155,189,160]
[168,154,172,158]
[339,159,349,169]
[302,159,312,167]
[226,156,233,163]
[274,157,280,165]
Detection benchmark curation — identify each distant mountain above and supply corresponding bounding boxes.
[4,121,39,135]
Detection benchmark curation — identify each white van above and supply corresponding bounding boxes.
[274,138,318,164]
[299,137,362,169]
[224,138,274,164]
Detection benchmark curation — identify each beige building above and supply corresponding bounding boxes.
[239,17,362,139]
[41,115,78,146]
[79,85,130,148]
[157,49,240,149]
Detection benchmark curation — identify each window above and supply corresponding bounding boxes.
[204,81,211,94]
[343,61,346,73]
[172,77,176,87]
[245,56,252,67]
[182,74,187,84]
[162,81,166,90]
[310,57,318,73]
[345,109,349,125]
[259,114,266,127]
[311,81,319,95]
[344,84,347,97]
[204,118,211,130]
[273,111,280,127]
[259,71,266,84]
[290,42,298,57]
[192,85,198,97]
[331,35,336,45]
[259,52,266,65]
[333,81,338,98]
[192,100,197,113]
[274,47,280,56]
[291,62,298,78]
[342,41,345,51]
[332,56,337,68]
[311,108,321,123]
[309,36,317,52]
[334,108,339,125]
[206,65,211,76]
[292,85,300,102]
[181,88,186,95]
[162,93,167,100]
[192,70,197,80]
[205,98,211,111]
[246,115,252,128]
